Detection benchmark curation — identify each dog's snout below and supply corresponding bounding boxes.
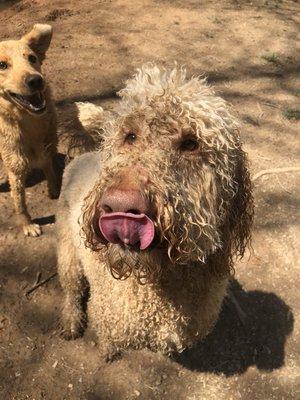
[100,189,150,215]
[25,74,44,91]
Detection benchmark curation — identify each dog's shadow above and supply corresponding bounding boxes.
[174,279,294,376]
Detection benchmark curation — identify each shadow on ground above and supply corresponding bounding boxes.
[175,279,294,376]
[0,0,20,12]
[55,89,118,107]
[0,224,295,399]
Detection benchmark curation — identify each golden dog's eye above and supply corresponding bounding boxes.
[125,132,137,144]
[0,61,8,70]
[179,137,199,152]
[28,54,37,64]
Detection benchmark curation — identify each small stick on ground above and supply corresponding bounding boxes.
[275,175,292,195]
[25,272,57,297]
[34,271,42,286]
[262,102,280,109]
[253,166,300,182]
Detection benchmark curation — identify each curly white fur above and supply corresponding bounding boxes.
[57,64,253,359]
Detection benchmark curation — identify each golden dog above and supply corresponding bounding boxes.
[0,24,58,236]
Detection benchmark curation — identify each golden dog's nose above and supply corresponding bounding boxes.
[25,74,44,91]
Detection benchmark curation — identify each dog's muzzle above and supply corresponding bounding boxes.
[98,187,155,250]
[5,89,46,114]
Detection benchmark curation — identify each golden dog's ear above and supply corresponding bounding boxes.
[21,24,53,62]
[228,146,254,259]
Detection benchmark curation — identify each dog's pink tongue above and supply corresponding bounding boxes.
[99,212,155,250]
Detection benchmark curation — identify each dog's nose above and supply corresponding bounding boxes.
[100,189,150,215]
[25,74,44,91]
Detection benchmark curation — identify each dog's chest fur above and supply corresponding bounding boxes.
[0,89,56,168]
[63,153,228,354]
[80,247,227,354]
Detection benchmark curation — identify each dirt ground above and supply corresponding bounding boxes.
[0,0,299,399]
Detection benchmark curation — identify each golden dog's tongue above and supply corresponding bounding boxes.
[99,212,155,250]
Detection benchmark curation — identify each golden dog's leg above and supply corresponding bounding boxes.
[8,170,41,237]
[43,157,59,199]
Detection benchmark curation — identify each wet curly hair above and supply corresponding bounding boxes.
[80,64,254,283]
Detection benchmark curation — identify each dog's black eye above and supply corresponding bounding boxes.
[28,54,37,64]
[0,61,8,70]
[125,132,137,144]
[179,137,199,152]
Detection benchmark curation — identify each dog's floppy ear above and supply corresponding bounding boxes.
[227,146,254,259]
[212,145,253,277]
[75,102,105,131]
[21,24,53,62]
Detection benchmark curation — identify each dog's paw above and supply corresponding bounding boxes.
[60,326,83,340]
[60,319,84,341]
[104,346,122,363]
[23,223,42,237]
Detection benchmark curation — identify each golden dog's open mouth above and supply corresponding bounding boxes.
[5,90,46,114]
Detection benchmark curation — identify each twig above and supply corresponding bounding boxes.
[253,166,300,182]
[25,272,57,296]
[275,175,292,195]
[261,102,280,109]
[34,271,42,286]
[256,154,271,161]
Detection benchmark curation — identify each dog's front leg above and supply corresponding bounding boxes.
[8,170,41,237]
[57,233,87,340]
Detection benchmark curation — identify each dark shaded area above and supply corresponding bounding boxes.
[56,89,119,107]
[0,169,45,193]
[53,152,66,190]
[0,180,9,192]
[255,190,300,230]
[0,0,20,12]
[33,214,55,226]
[175,279,294,376]
[0,153,65,193]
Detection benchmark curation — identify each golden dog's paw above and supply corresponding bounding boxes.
[23,223,42,237]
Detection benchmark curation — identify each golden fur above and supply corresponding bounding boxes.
[57,64,254,359]
[0,24,58,236]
